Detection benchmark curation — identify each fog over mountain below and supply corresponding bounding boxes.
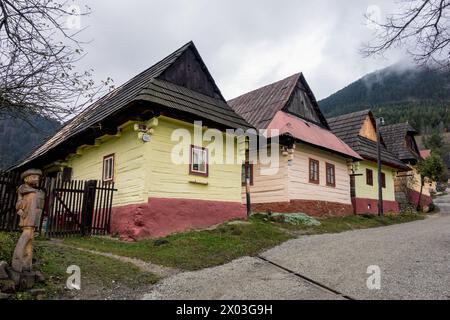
[319,64,450,133]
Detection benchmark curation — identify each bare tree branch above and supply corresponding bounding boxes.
[362,0,450,70]
[0,0,114,124]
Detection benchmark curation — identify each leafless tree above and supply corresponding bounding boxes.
[0,0,113,123]
[363,0,450,69]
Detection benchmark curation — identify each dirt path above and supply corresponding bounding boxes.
[49,240,180,278]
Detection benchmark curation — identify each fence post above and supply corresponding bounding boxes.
[81,180,97,236]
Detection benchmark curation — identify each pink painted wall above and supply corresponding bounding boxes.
[110,197,246,241]
[252,200,353,217]
[407,189,433,208]
[352,197,400,214]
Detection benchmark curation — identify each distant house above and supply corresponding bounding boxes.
[328,110,409,214]
[228,73,361,217]
[380,123,434,208]
[13,42,253,240]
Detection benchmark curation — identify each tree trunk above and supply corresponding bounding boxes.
[417,176,424,211]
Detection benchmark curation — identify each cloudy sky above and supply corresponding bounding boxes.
[74,0,406,100]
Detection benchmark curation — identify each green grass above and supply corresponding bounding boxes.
[0,232,19,262]
[0,232,159,299]
[259,213,426,235]
[64,218,292,270]
[62,213,425,271]
[34,244,159,297]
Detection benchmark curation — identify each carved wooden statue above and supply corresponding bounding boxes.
[11,169,45,273]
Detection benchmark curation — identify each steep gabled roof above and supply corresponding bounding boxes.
[228,73,360,159]
[228,73,329,130]
[328,110,408,170]
[379,123,420,162]
[14,41,251,169]
[326,109,369,145]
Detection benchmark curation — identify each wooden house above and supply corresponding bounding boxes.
[328,110,409,214]
[13,41,253,240]
[380,123,434,208]
[228,73,362,217]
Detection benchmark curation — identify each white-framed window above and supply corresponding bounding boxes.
[190,145,208,176]
[103,154,115,182]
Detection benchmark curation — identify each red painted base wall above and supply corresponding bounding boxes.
[352,197,399,214]
[110,197,246,241]
[407,189,433,208]
[251,200,354,217]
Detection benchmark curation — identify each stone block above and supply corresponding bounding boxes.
[0,261,9,280]
[19,271,36,290]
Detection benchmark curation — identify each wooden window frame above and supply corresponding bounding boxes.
[381,172,386,189]
[325,162,336,187]
[309,158,320,184]
[189,145,209,177]
[103,154,115,182]
[366,168,373,186]
[241,162,254,186]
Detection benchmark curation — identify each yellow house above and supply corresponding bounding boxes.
[380,123,433,209]
[328,110,409,214]
[229,74,362,216]
[13,42,252,240]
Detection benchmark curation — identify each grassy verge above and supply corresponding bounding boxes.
[257,212,426,235]
[63,212,425,271]
[64,218,292,270]
[0,232,159,300]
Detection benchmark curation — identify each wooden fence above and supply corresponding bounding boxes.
[0,171,21,231]
[0,171,116,237]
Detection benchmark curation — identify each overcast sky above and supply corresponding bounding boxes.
[74,0,406,100]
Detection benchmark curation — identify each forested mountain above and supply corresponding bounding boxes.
[319,64,450,133]
[0,114,60,170]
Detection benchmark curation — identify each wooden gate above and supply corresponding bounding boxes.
[0,171,116,237]
[43,179,117,237]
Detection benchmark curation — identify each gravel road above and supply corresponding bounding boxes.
[143,202,450,300]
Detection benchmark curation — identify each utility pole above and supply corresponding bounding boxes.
[376,117,385,216]
[245,163,251,217]
[245,141,252,217]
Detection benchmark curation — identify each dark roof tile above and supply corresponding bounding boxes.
[14,42,251,169]
[328,110,408,170]
[380,123,420,162]
[228,74,300,129]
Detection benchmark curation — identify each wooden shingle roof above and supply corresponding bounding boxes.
[228,73,361,159]
[379,123,420,162]
[228,73,329,130]
[328,110,409,170]
[14,41,251,169]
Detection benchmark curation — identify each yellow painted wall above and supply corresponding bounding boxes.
[144,117,244,202]
[395,165,431,197]
[353,160,396,201]
[68,123,147,206]
[67,116,245,206]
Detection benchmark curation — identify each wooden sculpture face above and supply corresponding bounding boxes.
[24,173,40,188]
